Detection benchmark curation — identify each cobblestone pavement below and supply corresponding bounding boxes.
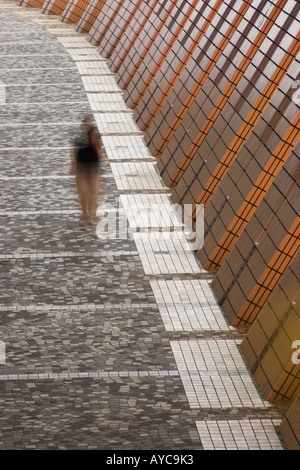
[0,1,287,450]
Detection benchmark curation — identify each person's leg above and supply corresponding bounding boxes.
[76,166,89,222]
[87,166,99,221]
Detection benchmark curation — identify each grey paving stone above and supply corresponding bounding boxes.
[0,68,84,85]
[0,149,72,176]
[0,42,68,56]
[0,305,175,374]
[0,55,76,70]
[0,213,132,254]
[0,102,90,125]
[0,377,200,450]
[0,255,153,305]
[4,83,88,103]
[0,125,80,148]
[0,179,79,211]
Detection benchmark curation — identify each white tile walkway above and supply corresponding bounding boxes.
[110,162,165,190]
[101,135,154,160]
[46,26,77,34]
[87,92,128,112]
[81,76,121,93]
[94,112,141,135]
[196,419,283,450]
[133,231,202,275]
[120,193,182,230]
[171,339,271,409]
[57,37,94,49]
[68,48,104,61]
[76,61,112,75]
[150,279,233,331]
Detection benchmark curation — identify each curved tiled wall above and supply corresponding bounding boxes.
[16,0,300,449]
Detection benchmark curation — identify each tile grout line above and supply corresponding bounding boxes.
[0,250,139,260]
[0,369,180,381]
[0,303,158,312]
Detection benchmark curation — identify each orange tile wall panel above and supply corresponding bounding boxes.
[115,0,178,91]
[155,0,290,165]
[41,0,70,15]
[240,248,300,402]
[97,0,145,59]
[75,0,106,34]
[157,3,278,188]
[143,0,251,149]
[198,101,300,271]
[167,13,299,248]
[87,0,126,46]
[107,0,160,73]
[124,0,204,110]
[280,394,300,450]
[18,0,45,7]
[166,8,297,221]
[267,359,300,401]
[147,0,238,161]
[61,0,91,24]
[135,0,225,131]
[212,153,299,326]
[190,36,299,216]
[227,227,298,326]
[156,0,291,188]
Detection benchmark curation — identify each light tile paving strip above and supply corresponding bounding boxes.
[57,37,93,49]
[110,162,165,190]
[0,250,138,260]
[0,175,72,181]
[120,193,183,230]
[33,18,61,25]
[46,27,82,36]
[68,49,105,61]
[87,92,128,113]
[94,112,142,135]
[0,302,157,312]
[76,61,112,76]
[133,232,203,275]
[170,340,271,409]
[81,76,122,93]
[101,135,154,161]
[150,279,233,332]
[0,209,81,216]
[0,369,179,381]
[196,420,283,450]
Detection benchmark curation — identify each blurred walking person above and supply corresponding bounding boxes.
[70,117,104,226]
